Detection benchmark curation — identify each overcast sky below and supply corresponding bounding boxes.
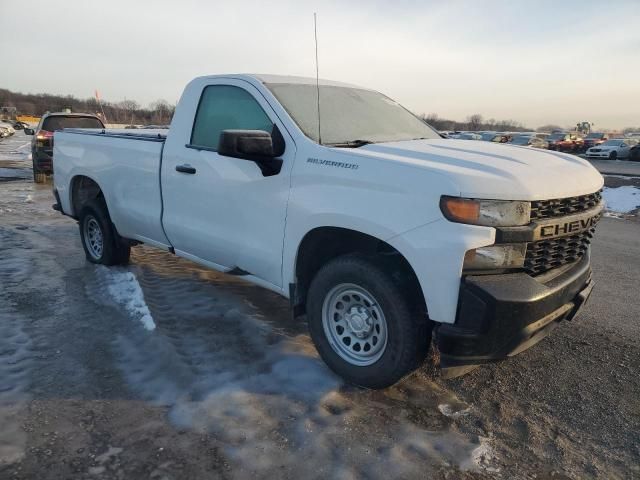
[1,0,638,129]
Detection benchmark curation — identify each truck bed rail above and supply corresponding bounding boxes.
[60,128,167,142]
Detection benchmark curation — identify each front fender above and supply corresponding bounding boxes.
[387,219,495,324]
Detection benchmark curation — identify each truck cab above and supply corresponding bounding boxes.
[52,74,604,388]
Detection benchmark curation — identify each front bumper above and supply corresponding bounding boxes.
[436,254,593,377]
[586,151,613,158]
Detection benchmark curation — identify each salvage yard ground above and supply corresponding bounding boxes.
[0,131,639,479]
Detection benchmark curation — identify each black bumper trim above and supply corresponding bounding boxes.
[437,254,593,376]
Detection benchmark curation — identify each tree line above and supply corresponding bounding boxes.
[420,113,530,132]
[0,88,175,125]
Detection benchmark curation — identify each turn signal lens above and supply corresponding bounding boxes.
[440,196,531,227]
[440,197,480,224]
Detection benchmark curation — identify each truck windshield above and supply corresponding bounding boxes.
[265,83,440,146]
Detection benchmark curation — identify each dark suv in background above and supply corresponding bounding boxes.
[25,112,104,183]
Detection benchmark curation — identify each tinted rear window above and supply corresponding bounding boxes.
[42,116,104,131]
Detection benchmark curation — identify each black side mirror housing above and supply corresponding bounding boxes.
[24,128,34,135]
[217,126,285,176]
[218,129,275,159]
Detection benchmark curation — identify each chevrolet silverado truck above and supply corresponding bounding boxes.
[52,74,604,388]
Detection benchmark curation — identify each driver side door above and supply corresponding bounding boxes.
[161,79,296,288]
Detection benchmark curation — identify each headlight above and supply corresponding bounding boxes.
[440,196,531,227]
[463,244,526,270]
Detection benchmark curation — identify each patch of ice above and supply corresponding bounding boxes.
[468,440,497,472]
[438,403,471,418]
[603,185,640,213]
[96,266,156,330]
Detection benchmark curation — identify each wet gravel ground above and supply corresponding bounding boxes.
[0,132,638,479]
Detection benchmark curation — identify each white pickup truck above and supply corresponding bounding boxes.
[53,74,604,388]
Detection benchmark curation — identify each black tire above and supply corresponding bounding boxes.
[306,254,430,389]
[78,198,130,265]
[609,151,617,160]
[32,163,46,184]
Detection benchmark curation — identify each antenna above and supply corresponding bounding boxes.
[314,12,322,144]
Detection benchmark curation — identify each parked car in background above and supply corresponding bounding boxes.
[24,112,105,183]
[547,132,584,153]
[478,132,498,141]
[12,121,30,130]
[585,139,636,160]
[509,135,549,149]
[583,132,609,151]
[629,143,640,161]
[0,126,10,138]
[451,132,482,140]
[491,133,512,143]
[0,122,16,137]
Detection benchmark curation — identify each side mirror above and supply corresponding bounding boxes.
[217,126,285,176]
[218,130,276,159]
[24,128,34,135]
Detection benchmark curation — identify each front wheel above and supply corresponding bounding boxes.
[609,151,618,160]
[306,254,430,389]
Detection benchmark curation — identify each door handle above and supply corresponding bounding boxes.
[176,164,196,174]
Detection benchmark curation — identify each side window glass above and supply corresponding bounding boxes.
[191,85,273,150]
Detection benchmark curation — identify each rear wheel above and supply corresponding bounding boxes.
[32,162,46,183]
[306,254,430,389]
[609,151,618,160]
[78,198,130,265]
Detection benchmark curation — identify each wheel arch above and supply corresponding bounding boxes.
[290,226,427,319]
[69,174,105,218]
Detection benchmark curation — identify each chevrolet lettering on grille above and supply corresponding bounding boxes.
[532,204,603,241]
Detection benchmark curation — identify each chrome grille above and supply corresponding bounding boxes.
[525,228,595,276]
[530,191,602,220]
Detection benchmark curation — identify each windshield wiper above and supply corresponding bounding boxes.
[327,139,375,148]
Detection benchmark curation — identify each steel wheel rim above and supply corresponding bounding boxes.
[84,217,103,259]
[322,283,388,366]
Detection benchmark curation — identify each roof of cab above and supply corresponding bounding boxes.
[193,74,368,90]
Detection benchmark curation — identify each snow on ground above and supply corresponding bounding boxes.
[602,185,640,214]
[93,266,156,330]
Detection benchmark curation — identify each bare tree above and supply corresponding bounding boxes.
[149,99,173,125]
[467,114,483,131]
[118,99,140,124]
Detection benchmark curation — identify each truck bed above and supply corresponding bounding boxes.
[53,128,171,249]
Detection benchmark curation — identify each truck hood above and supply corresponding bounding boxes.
[352,139,604,200]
